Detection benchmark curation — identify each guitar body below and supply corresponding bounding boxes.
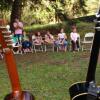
[4,91,35,100]
[69,82,88,100]
[69,82,100,100]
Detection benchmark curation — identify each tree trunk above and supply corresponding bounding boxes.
[10,0,22,32]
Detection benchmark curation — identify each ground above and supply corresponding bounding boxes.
[0,51,100,100]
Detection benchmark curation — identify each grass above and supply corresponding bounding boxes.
[0,51,100,100]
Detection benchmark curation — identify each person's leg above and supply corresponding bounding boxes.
[74,40,80,51]
[63,40,68,51]
[19,34,23,44]
[14,34,19,43]
[27,42,32,52]
[64,40,67,47]
[54,40,60,52]
[54,40,59,47]
[76,40,79,49]
[16,34,20,44]
[71,41,76,51]
[16,34,23,44]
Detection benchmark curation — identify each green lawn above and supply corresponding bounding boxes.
[0,51,100,100]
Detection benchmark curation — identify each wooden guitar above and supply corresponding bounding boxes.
[69,9,100,100]
[0,27,35,100]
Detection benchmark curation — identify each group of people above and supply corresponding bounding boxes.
[31,28,80,52]
[12,18,80,53]
[31,28,67,52]
[0,18,80,59]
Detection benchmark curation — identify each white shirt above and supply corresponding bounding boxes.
[70,32,79,42]
[58,33,65,39]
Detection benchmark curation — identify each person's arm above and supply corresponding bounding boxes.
[44,35,48,42]
[70,32,74,41]
[40,36,44,43]
[64,33,67,40]
[13,22,18,29]
[58,34,60,40]
[50,34,54,40]
[17,22,23,29]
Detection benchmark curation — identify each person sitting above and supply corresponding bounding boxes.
[32,32,44,52]
[22,36,32,53]
[55,28,68,51]
[44,31,55,51]
[44,31,54,44]
[33,32,44,45]
[70,28,80,52]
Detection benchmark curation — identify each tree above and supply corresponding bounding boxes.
[0,0,89,26]
[0,0,13,18]
[72,0,88,17]
[10,0,23,32]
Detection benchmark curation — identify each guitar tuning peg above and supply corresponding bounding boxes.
[6,25,10,32]
[2,31,11,35]
[89,81,96,88]
[7,44,13,46]
[96,8,100,18]
[5,39,13,42]
[94,19,100,23]
[4,35,12,38]
[95,26,100,31]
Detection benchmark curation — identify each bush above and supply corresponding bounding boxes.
[24,21,95,38]
[24,22,71,35]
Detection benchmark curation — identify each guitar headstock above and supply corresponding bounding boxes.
[88,81,98,96]
[0,26,13,51]
[96,8,100,18]
[94,8,100,31]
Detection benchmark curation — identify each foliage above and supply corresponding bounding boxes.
[0,0,90,24]
[0,0,13,11]
[0,0,98,25]
[22,0,88,24]
[0,0,13,18]
[24,21,74,37]
[72,0,88,17]
[24,21,94,38]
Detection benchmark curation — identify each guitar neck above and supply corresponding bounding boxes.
[5,50,22,93]
[0,29,22,96]
[86,16,100,82]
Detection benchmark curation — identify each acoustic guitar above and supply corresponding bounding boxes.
[0,27,35,100]
[69,9,100,100]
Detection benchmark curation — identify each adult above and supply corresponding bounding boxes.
[13,18,23,44]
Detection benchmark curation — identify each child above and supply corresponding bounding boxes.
[33,32,44,45]
[44,31,54,44]
[55,28,67,51]
[22,34,32,53]
[70,28,80,51]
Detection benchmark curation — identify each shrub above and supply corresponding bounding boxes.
[24,21,95,38]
